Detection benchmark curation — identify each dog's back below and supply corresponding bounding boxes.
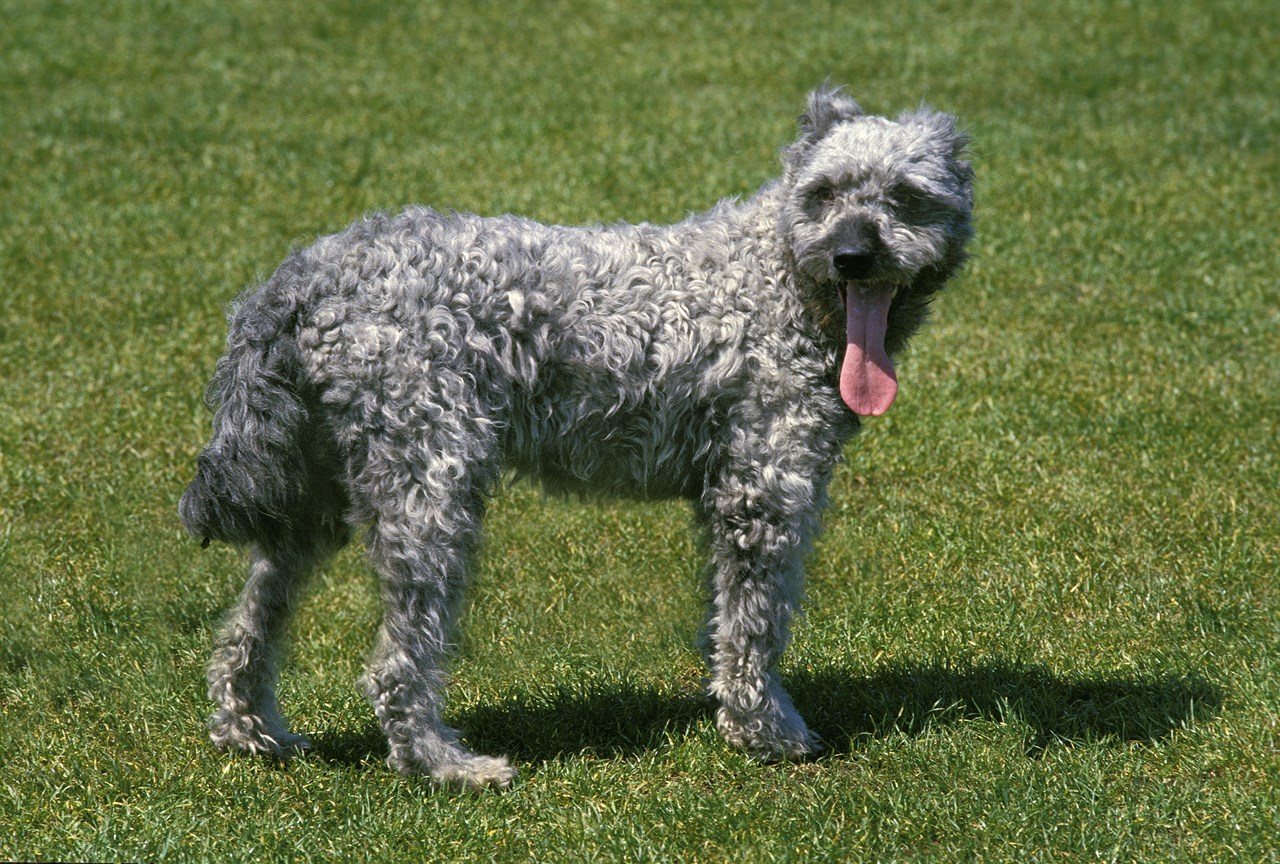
[182,196,837,524]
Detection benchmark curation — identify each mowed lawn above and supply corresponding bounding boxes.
[1,1,1276,861]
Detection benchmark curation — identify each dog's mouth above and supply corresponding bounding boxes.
[837,282,899,416]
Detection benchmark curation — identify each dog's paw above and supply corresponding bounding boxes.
[716,703,821,762]
[386,740,518,791]
[430,754,518,792]
[209,708,311,760]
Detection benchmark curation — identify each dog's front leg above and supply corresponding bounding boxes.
[698,459,829,761]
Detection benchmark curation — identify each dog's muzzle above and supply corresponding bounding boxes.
[831,219,886,281]
[833,247,877,281]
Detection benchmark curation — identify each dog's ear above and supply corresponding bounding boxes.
[801,85,864,139]
[783,85,863,177]
[900,108,974,189]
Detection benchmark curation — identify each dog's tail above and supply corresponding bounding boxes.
[179,253,314,547]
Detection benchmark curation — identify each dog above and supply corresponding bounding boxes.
[180,86,973,789]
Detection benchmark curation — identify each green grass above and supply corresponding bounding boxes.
[1,0,1276,860]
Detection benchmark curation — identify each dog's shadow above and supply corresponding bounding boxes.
[309,660,1222,767]
[787,661,1222,757]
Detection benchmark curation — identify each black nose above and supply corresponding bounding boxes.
[833,249,877,280]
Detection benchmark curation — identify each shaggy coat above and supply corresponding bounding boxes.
[181,87,973,789]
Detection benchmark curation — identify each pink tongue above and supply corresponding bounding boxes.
[839,287,897,416]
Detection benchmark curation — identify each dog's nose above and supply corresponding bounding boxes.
[833,249,877,280]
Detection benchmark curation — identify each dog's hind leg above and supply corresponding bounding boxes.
[357,438,515,791]
[207,527,342,759]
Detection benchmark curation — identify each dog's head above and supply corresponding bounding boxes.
[779,86,973,416]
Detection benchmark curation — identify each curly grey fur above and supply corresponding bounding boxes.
[181,86,973,790]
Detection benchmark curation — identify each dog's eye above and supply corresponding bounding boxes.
[893,184,943,222]
[810,186,836,206]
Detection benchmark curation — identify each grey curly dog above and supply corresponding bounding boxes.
[180,86,973,789]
